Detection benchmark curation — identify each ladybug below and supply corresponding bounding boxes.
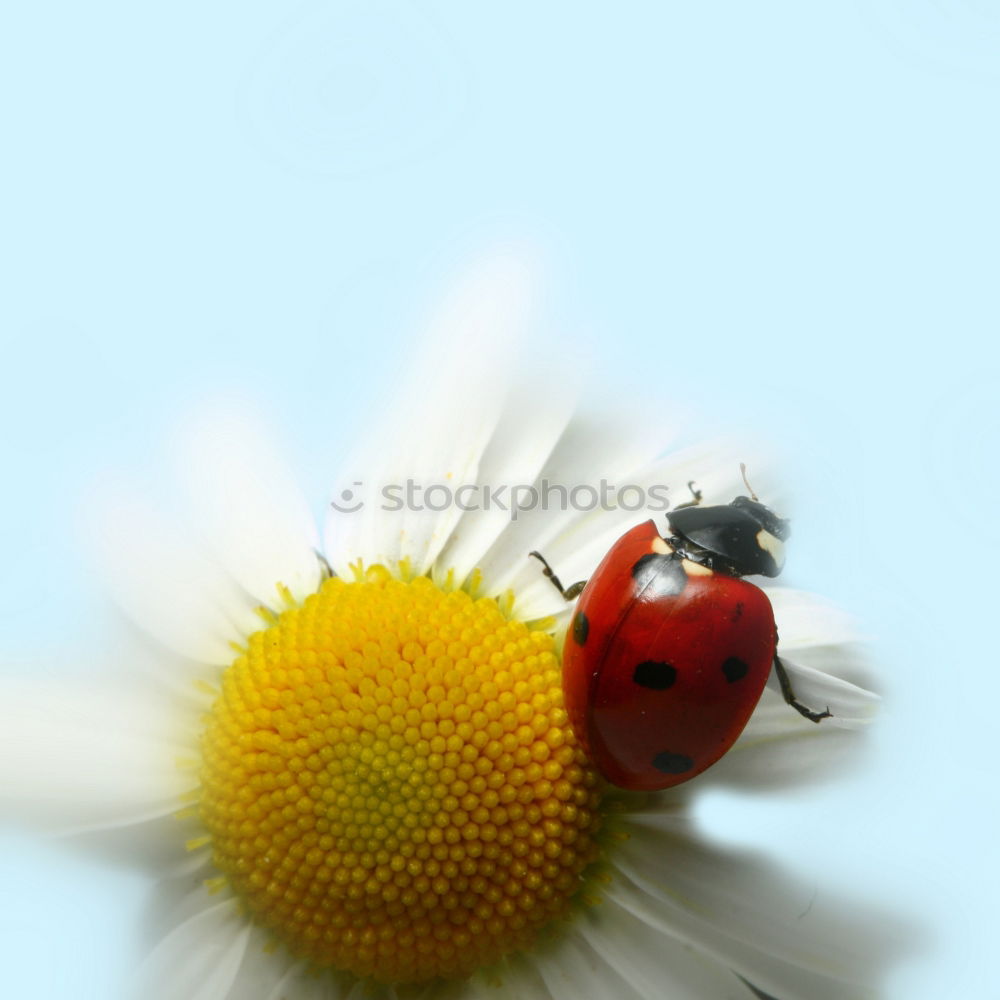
[530,472,830,791]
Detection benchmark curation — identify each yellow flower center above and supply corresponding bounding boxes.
[199,567,604,984]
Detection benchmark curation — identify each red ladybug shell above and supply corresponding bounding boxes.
[562,520,776,790]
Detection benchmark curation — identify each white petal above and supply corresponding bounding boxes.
[171,400,322,606]
[766,588,864,647]
[470,953,554,1000]
[140,875,228,963]
[140,874,350,1000]
[82,478,259,664]
[0,676,196,834]
[766,585,880,730]
[466,413,673,614]
[606,814,902,1000]
[765,657,880,728]
[431,376,577,590]
[343,979,398,1000]
[533,930,646,1000]
[139,877,373,1000]
[325,250,535,578]
[134,897,252,1000]
[695,690,873,792]
[224,929,305,1000]
[575,897,761,999]
[264,965,321,1000]
[774,639,877,692]
[102,624,218,711]
[258,950,396,1000]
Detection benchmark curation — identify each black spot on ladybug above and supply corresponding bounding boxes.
[652,751,695,774]
[572,610,589,645]
[722,657,749,683]
[730,602,744,623]
[631,553,686,599]
[633,660,677,690]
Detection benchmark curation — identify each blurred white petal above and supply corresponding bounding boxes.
[767,588,864,647]
[171,400,322,606]
[0,677,196,833]
[607,814,902,1000]
[82,479,258,664]
[325,250,534,578]
[133,898,252,1000]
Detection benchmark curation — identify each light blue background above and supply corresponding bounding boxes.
[2,2,998,997]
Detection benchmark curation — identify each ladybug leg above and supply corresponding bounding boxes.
[773,655,832,723]
[672,480,703,510]
[529,551,587,601]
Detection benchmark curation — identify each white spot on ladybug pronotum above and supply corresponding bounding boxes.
[681,558,713,577]
[651,537,671,555]
[755,529,784,569]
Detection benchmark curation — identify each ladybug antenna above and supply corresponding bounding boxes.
[739,463,759,502]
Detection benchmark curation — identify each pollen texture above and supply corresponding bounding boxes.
[199,567,604,984]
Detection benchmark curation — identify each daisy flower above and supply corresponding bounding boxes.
[3,256,898,999]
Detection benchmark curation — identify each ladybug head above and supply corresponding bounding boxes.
[666,495,790,578]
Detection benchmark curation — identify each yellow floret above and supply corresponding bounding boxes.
[199,566,604,984]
